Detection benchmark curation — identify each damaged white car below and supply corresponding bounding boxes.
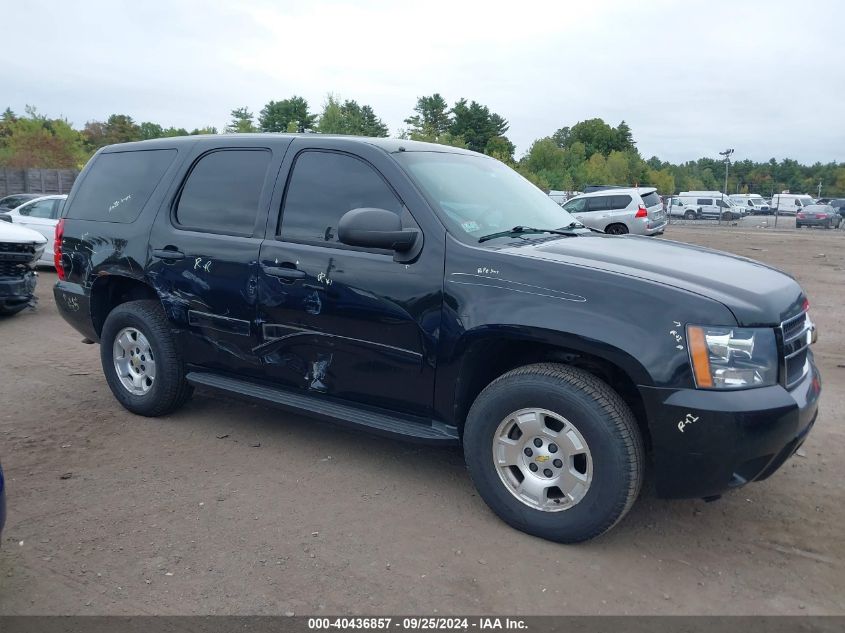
[0,219,47,316]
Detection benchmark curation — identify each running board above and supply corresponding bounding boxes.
[186,372,459,444]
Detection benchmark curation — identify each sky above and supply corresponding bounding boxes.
[3,0,844,164]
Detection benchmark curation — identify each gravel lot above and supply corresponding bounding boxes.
[0,223,843,615]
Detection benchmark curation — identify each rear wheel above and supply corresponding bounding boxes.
[100,300,193,416]
[463,363,644,543]
[605,223,629,235]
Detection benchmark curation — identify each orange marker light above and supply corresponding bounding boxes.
[687,326,714,388]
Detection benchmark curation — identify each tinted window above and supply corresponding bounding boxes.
[280,151,402,245]
[697,198,713,205]
[586,196,610,212]
[19,199,56,218]
[610,195,632,210]
[67,149,177,223]
[716,199,730,208]
[176,149,271,235]
[640,191,660,207]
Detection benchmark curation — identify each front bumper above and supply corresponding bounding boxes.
[639,355,820,499]
[0,271,37,310]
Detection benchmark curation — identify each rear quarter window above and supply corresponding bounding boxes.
[640,191,660,207]
[65,149,177,223]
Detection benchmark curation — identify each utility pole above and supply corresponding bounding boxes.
[818,180,823,199]
[719,149,734,225]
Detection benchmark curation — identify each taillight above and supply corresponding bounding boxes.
[54,218,65,280]
[797,213,805,219]
[635,205,648,218]
[802,298,810,312]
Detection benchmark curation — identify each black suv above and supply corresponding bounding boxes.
[54,135,820,543]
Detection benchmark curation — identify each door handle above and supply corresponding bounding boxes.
[153,248,185,260]
[262,265,305,280]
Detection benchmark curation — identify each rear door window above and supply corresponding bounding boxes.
[175,149,271,235]
[66,149,177,223]
[610,195,632,210]
[586,196,611,212]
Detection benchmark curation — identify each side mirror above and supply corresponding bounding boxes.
[338,207,420,253]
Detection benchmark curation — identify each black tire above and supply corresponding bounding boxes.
[100,300,193,416]
[463,363,644,543]
[722,212,733,221]
[0,303,28,317]
[605,223,629,235]
[795,223,802,229]
[684,210,697,220]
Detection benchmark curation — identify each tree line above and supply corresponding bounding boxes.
[2,96,843,197]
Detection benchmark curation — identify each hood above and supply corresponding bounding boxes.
[503,234,804,326]
[0,221,48,244]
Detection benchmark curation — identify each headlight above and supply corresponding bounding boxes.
[687,325,778,389]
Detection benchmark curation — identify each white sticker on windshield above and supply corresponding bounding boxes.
[461,220,480,233]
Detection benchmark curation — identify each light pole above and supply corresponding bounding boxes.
[719,149,734,224]
[818,180,822,199]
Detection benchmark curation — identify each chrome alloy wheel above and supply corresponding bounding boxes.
[112,327,156,396]
[492,408,593,512]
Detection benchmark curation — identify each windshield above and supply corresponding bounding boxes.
[394,151,579,244]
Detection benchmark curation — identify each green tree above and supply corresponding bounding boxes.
[139,121,164,140]
[360,105,389,137]
[0,107,85,168]
[226,107,257,133]
[450,98,506,153]
[259,96,316,133]
[404,93,451,138]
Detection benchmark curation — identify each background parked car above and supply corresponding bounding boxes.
[771,193,814,215]
[561,187,666,235]
[795,204,841,229]
[676,191,742,220]
[3,195,66,266]
[0,193,41,212]
[828,198,845,219]
[729,194,770,215]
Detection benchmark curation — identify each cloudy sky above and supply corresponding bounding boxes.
[4,0,843,163]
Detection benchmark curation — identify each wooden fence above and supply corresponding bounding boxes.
[0,168,79,197]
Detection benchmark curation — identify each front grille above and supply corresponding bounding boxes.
[0,242,36,255]
[780,312,812,389]
[0,260,29,278]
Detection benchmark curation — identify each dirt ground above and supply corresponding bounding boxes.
[0,223,843,615]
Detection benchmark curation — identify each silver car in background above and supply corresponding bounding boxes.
[561,187,667,235]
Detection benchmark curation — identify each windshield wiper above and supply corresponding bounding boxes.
[478,225,579,243]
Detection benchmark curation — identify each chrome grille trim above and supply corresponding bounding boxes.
[780,313,812,389]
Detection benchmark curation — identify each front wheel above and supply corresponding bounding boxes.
[463,363,644,543]
[722,212,734,221]
[100,300,193,416]
[684,210,697,220]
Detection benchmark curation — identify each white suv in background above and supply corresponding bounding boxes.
[561,187,667,235]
